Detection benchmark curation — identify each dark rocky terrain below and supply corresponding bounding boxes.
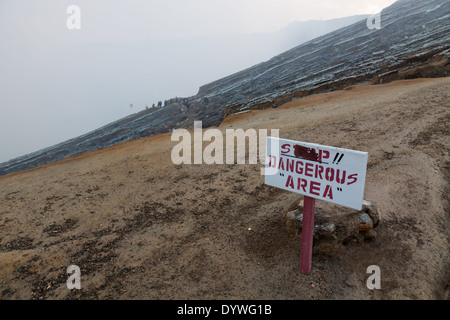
[191,0,450,116]
[1,0,449,176]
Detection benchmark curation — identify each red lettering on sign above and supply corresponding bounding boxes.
[278,157,285,170]
[298,178,307,192]
[269,155,277,168]
[281,144,291,154]
[286,158,294,173]
[325,167,335,181]
[286,175,294,189]
[323,184,333,200]
[347,173,358,185]
[315,165,324,179]
[305,163,314,177]
[310,181,321,196]
[295,161,303,174]
[319,149,330,163]
[272,154,359,188]
[336,169,346,185]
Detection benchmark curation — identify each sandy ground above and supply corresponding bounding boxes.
[0,77,449,300]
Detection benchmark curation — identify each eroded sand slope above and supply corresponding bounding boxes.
[0,77,449,299]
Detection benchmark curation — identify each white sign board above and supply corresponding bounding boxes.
[264,137,368,210]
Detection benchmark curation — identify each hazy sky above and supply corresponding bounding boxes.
[0,0,397,163]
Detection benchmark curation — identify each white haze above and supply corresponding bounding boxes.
[0,0,396,163]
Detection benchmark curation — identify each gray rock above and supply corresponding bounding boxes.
[359,213,374,231]
[361,200,381,227]
[315,222,337,240]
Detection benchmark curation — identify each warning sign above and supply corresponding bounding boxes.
[265,137,368,210]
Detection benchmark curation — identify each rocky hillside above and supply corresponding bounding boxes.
[190,0,450,117]
[1,0,449,176]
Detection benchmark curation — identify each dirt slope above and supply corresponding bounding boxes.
[0,77,449,300]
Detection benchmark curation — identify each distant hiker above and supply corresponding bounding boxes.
[184,99,190,109]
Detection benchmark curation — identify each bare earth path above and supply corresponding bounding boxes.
[0,77,449,300]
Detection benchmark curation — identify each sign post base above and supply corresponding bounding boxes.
[300,196,315,275]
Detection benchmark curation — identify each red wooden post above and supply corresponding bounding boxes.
[300,196,315,274]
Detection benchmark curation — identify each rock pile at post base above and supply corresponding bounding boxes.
[285,199,382,245]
